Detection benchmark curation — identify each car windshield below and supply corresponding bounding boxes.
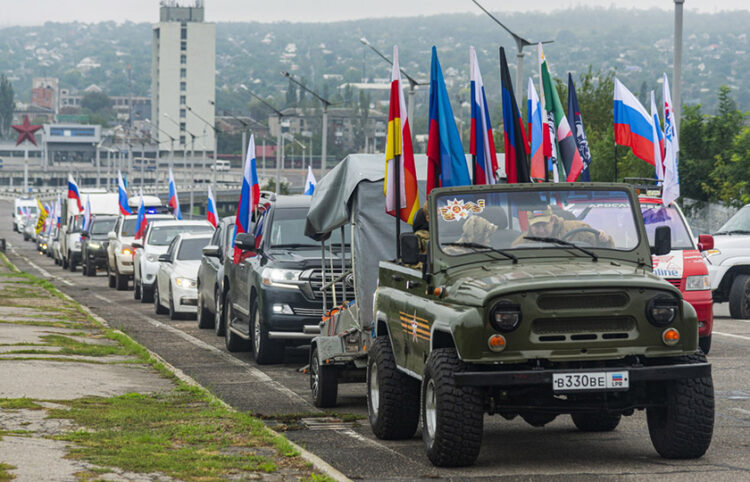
[120,218,138,237]
[148,224,214,246]
[435,189,640,255]
[177,237,211,260]
[270,207,349,248]
[715,205,750,234]
[640,204,694,250]
[91,218,117,235]
[17,205,38,215]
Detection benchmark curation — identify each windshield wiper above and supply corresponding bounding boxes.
[713,229,750,235]
[523,236,598,262]
[442,242,518,264]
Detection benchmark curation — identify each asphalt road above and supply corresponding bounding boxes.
[2,201,749,480]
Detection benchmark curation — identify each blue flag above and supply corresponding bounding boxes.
[567,74,592,182]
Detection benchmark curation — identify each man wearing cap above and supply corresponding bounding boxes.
[513,207,614,247]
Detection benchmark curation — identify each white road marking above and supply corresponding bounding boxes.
[730,408,750,417]
[713,331,750,342]
[10,247,73,286]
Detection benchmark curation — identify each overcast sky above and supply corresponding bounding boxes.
[0,0,746,26]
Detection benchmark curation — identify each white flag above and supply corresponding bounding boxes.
[303,165,316,195]
[662,74,680,206]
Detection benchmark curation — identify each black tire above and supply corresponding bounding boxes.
[140,282,154,304]
[214,287,225,336]
[521,412,558,427]
[224,302,246,352]
[197,290,213,329]
[168,288,178,320]
[107,263,115,288]
[85,260,95,277]
[571,412,621,432]
[311,346,338,408]
[115,267,127,291]
[728,274,750,319]
[421,348,483,467]
[68,252,76,272]
[134,277,142,300]
[647,353,714,459]
[154,282,168,315]
[699,335,712,355]
[367,337,420,440]
[62,255,69,269]
[251,300,284,364]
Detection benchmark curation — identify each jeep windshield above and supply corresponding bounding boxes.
[435,188,640,255]
[269,207,349,249]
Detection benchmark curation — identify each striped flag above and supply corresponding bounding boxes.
[233,135,260,263]
[500,47,530,184]
[614,78,656,166]
[67,174,83,212]
[384,45,420,224]
[469,46,498,184]
[527,78,546,181]
[118,171,132,215]
[168,168,182,220]
[206,185,218,228]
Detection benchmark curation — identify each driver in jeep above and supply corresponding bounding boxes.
[513,207,614,247]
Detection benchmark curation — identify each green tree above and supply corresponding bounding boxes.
[0,74,14,137]
[80,91,113,118]
[285,79,297,108]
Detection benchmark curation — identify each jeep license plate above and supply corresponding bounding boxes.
[552,371,629,392]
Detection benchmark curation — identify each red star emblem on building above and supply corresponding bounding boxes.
[11,115,42,146]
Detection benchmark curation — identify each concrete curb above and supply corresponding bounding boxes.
[3,253,351,482]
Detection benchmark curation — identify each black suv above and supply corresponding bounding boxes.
[221,195,348,364]
[80,215,118,277]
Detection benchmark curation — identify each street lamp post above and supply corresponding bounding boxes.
[164,112,197,219]
[187,104,219,187]
[673,0,684,134]
[239,85,286,193]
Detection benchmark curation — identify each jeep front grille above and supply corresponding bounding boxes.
[531,316,636,343]
[536,292,630,311]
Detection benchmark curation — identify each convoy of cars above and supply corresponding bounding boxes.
[17,170,723,468]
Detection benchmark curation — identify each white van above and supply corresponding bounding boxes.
[13,197,39,233]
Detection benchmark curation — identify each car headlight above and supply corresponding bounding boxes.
[646,295,679,326]
[685,275,710,291]
[489,300,522,332]
[121,247,132,256]
[88,242,101,250]
[704,249,720,258]
[147,254,159,262]
[261,267,302,288]
[175,277,197,288]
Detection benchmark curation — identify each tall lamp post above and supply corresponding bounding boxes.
[281,71,332,176]
[239,85,286,194]
[673,0,684,134]
[163,112,197,218]
[145,119,176,172]
[187,104,219,187]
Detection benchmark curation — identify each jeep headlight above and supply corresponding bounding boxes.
[175,277,197,288]
[88,242,101,250]
[261,267,302,288]
[646,295,679,326]
[147,253,159,262]
[489,300,522,332]
[685,275,710,291]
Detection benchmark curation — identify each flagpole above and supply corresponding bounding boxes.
[472,154,477,184]
[395,153,401,260]
[613,143,618,182]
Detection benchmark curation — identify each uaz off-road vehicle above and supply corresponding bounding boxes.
[368,183,713,467]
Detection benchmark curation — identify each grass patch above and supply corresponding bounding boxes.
[0,397,43,410]
[0,462,16,481]
[47,388,312,480]
[5,334,131,358]
[0,430,35,437]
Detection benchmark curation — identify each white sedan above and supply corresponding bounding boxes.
[154,232,213,320]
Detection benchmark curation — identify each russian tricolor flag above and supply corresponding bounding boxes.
[168,168,182,220]
[134,191,147,240]
[67,174,83,212]
[207,185,218,228]
[527,78,546,181]
[469,46,498,185]
[232,135,260,263]
[118,171,132,215]
[614,78,656,167]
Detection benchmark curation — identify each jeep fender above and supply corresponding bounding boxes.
[309,336,346,365]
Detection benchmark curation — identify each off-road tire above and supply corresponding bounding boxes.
[311,346,338,408]
[571,412,622,432]
[421,348,483,467]
[214,287,225,336]
[224,302,246,352]
[153,282,168,315]
[699,335,712,355]
[646,353,714,459]
[521,412,558,427]
[252,300,284,364]
[115,266,128,291]
[133,278,142,300]
[728,274,750,319]
[197,290,213,329]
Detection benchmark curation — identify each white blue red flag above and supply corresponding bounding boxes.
[614,78,656,167]
[662,74,680,207]
[206,185,218,228]
[82,195,92,232]
[168,168,182,220]
[650,91,665,181]
[134,190,147,240]
[67,174,82,212]
[303,165,316,195]
[527,78,546,181]
[118,171,132,215]
[232,135,260,263]
[55,196,61,229]
[469,46,498,185]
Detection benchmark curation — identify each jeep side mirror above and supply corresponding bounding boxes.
[131,241,143,249]
[234,233,256,252]
[202,245,221,258]
[108,231,116,240]
[652,226,671,256]
[158,253,171,263]
[400,233,420,265]
[698,234,714,252]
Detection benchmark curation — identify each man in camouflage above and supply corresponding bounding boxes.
[513,207,614,247]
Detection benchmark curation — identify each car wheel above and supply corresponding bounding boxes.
[699,335,712,355]
[154,281,168,315]
[214,287,225,336]
[86,260,95,277]
[311,346,338,408]
[68,252,76,272]
[571,412,621,432]
[141,282,153,303]
[168,287,178,320]
[107,263,115,288]
[134,277,142,300]
[197,290,213,329]
[115,266,128,291]
[367,336,420,440]
[62,255,69,269]
[647,353,714,459]
[728,274,750,319]
[224,302,246,352]
[421,347,483,467]
[251,299,284,364]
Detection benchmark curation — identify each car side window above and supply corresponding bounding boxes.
[210,225,222,246]
[166,237,178,261]
[114,218,121,234]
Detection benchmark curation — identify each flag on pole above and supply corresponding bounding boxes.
[55,196,61,229]
[540,47,583,182]
[67,174,83,212]
[46,199,56,236]
[469,46,498,185]
[134,191,147,240]
[385,45,421,223]
[427,46,471,194]
[232,135,260,263]
[567,73,593,182]
[662,74,680,206]
[500,47,531,184]
[34,199,48,234]
[650,91,665,180]
[168,168,182,220]
[527,78,546,181]
[206,185,218,228]
[118,171,132,215]
[613,78,656,166]
[82,195,92,232]
[303,165,316,196]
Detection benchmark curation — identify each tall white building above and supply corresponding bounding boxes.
[151,1,215,155]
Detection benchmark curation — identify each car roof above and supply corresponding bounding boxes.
[270,194,312,209]
[175,232,213,241]
[148,220,212,228]
[122,213,173,220]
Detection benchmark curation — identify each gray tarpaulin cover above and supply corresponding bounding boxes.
[305,153,429,329]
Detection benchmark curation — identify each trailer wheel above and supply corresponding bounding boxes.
[311,346,338,408]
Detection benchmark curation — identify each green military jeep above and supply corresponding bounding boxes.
[368,183,713,467]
